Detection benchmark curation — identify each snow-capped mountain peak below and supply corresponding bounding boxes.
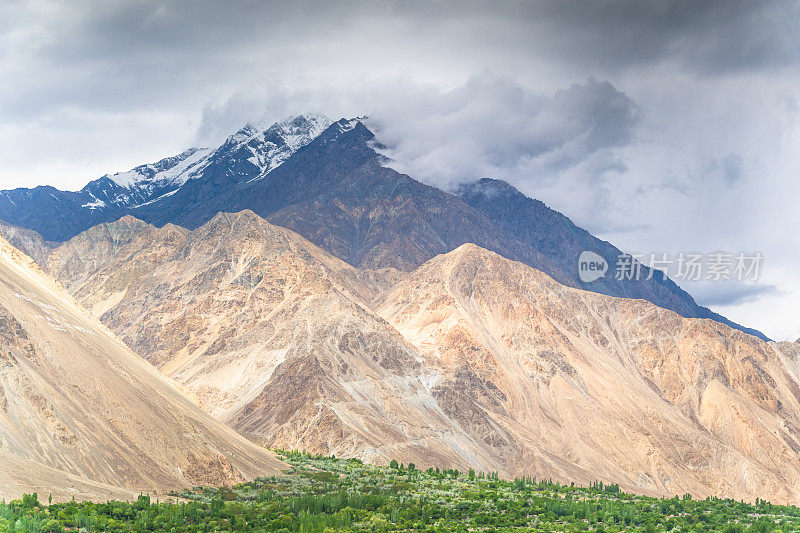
[274,113,332,150]
[225,113,331,149]
[337,116,365,133]
[78,113,339,211]
[218,113,333,182]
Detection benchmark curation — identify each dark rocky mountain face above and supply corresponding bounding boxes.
[0,186,117,242]
[0,115,766,339]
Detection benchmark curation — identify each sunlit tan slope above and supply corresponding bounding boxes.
[376,244,800,503]
[40,212,502,471]
[0,234,283,501]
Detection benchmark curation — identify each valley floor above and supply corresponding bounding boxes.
[1,451,795,532]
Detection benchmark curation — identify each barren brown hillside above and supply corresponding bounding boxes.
[0,233,283,501]
[14,213,800,503]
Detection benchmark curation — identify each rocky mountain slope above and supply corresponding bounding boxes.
[0,220,55,265]
[20,211,800,503]
[39,211,502,473]
[0,115,765,339]
[0,233,283,501]
[377,244,800,503]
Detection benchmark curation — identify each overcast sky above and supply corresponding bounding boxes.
[1,0,799,340]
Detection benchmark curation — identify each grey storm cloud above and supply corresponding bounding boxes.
[3,0,797,122]
[518,0,800,74]
[56,0,798,73]
[189,74,639,216]
[366,76,639,189]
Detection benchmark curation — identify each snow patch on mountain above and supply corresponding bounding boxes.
[108,147,213,190]
[338,117,363,133]
[79,147,215,210]
[217,113,332,183]
[81,195,106,209]
[130,187,181,209]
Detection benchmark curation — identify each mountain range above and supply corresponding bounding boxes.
[3,209,799,503]
[0,114,766,340]
[0,113,792,504]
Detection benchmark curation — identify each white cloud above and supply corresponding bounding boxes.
[368,77,637,191]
